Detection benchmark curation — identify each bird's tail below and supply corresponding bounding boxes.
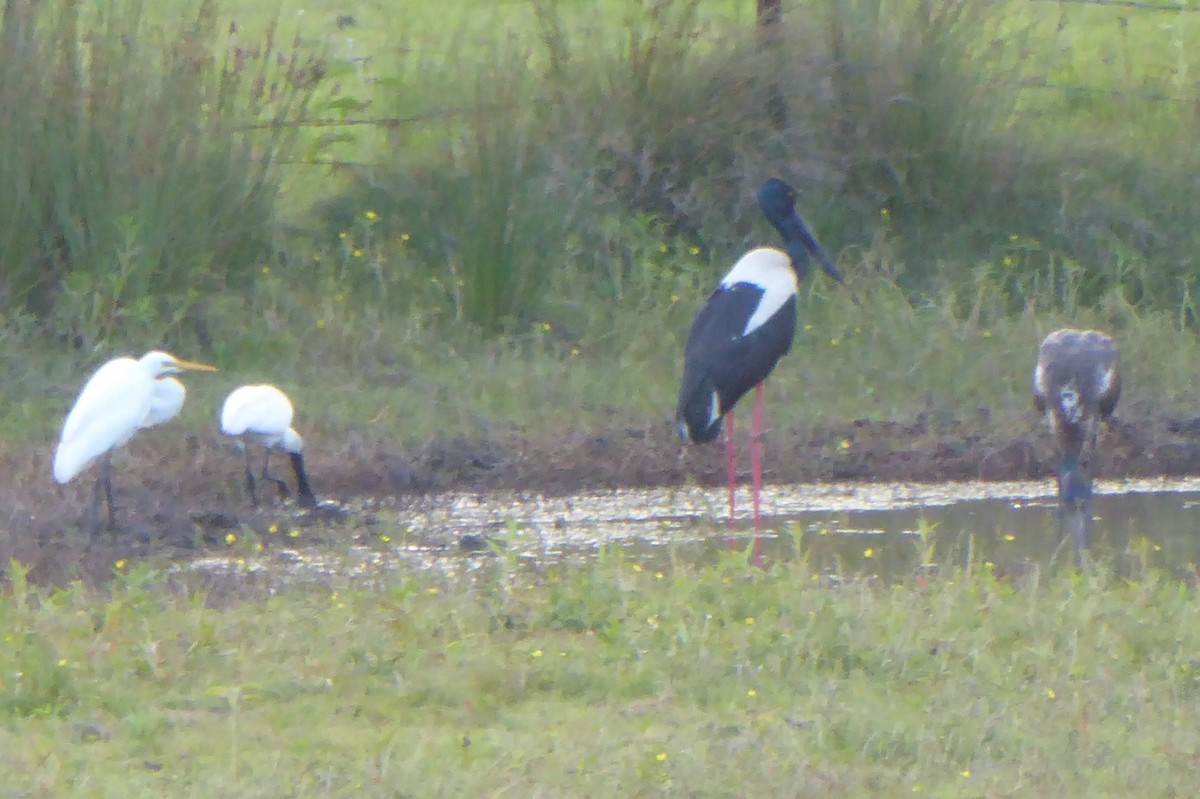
[676,373,723,444]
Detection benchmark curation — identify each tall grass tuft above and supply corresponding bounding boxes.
[810,0,1034,251]
[286,0,1200,333]
[434,39,585,334]
[0,0,320,348]
[532,0,799,260]
[325,23,587,334]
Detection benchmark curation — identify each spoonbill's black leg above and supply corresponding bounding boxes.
[261,450,291,500]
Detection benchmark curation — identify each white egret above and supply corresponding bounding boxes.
[676,177,845,565]
[219,384,317,509]
[54,350,219,529]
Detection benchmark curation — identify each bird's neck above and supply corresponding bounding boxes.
[770,213,806,246]
[1056,455,1093,502]
[783,240,810,279]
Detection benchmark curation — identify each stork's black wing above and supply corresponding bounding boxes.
[676,283,797,443]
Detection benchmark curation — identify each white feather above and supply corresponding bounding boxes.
[220,384,303,454]
[53,351,214,484]
[1059,385,1082,424]
[1032,362,1047,398]
[54,358,153,483]
[719,248,798,336]
[142,377,186,430]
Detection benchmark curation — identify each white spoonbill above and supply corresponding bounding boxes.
[219,384,317,509]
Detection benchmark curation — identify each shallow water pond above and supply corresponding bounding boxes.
[183,477,1200,586]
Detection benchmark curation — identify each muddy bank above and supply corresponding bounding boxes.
[332,409,1200,496]
[7,407,1200,586]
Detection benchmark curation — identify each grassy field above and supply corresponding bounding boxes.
[2,0,1196,451]
[10,267,1200,466]
[2,1,1200,792]
[0,7,1196,545]
[2,554,1199,796]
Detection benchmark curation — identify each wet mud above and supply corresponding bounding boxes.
[351,408,1200,496]
[8,406,1200,586]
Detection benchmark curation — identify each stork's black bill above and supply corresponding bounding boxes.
[757,177,844,284]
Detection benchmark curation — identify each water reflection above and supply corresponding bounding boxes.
[181,477,1200,584]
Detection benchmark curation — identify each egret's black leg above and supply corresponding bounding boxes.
[243,447,260,508]
[290,452,318,509]
[101,453,116,531]
[261,450,291,500]
[1054,502,1066,556]
[88,468,105,536]
[1055,502,1090,571]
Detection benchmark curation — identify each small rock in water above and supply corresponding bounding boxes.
[190,511,241,531]
[459,533,495,552]
[298,501,351,526]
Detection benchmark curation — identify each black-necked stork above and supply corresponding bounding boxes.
[676,177,844,561]
[1033,328,1121,568]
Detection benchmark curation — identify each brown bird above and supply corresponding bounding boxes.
[1032,328,1121,567]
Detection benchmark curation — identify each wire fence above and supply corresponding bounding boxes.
[770,0,1200,108]
[251,0,1200,170]
[1039,0,1200,11]
[1010,0,1199,104]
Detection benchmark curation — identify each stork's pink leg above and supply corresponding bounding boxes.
[751,383,765,567]
[724,411,737,548]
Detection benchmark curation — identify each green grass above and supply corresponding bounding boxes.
[4,0,1200,355]
[2,554,1199,795]
[2,5,1196,792]
[7,251,1200,471]
[5,6,1200,789]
